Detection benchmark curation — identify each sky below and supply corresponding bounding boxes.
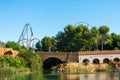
[0,0,120,42]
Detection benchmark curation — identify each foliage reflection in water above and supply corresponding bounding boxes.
[0,72,43,80]
[0,72,119,80]
[44,72,119,80]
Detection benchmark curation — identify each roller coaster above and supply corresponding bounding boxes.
[18,23,39,48]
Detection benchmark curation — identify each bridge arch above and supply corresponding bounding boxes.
[103,58,110,64]
[43,57,63,69]
[113,57,120,62]
[82,59,90,65]
[93,58,100,64]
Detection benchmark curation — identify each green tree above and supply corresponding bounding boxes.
[35,41,42,51]
[91,27,100,50]
[73,25,84,51]
[55,24,116,51]
[56,24,94,52]
[56,24,76,52]
[63,25,75,52]
[74,25,91,51]
[111,33,120,50]
[5,41,21,51]
[103,34,113,50]
[18,50,42,71]
[99,26,110,50]
[50,37,56,52]
[41,36,55,52]
[56,31,66,51]
[0,55,24,68]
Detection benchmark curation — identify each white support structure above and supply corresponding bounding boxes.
[79,54,120,64]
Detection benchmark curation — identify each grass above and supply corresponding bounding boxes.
[53,63,113,73]
[0,67,30,75]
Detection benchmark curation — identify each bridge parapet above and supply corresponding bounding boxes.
[37,52,78,63]
[78,50,120,55]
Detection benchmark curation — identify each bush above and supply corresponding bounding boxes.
[16,67,30,74]
[18,50,42,72]
[0,56,24,68]
[106,66,114,73]
[0,41,42,74]
[0,67,16,74]
[0,67,30,75]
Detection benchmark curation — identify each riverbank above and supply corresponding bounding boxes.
[0,67,30,75]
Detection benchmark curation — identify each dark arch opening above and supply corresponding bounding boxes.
[43,57,63,70]
[103,58,110,64]
[82,59,90,65]
[4,51,13,55]
[114,58,120,62]
[93,58,100,64]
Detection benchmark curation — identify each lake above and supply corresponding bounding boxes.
[0,72,119,80]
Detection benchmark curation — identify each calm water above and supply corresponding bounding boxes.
[0,72,119,80]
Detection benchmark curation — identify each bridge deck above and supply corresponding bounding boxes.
[78,50,120,55]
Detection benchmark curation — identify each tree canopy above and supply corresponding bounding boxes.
[35,24,120,52]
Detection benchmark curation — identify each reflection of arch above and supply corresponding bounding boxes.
[103,58,110,64]
[83,59,90,65]
[114,58,120,62]
[93,58,100,64]
[43,57,63,69]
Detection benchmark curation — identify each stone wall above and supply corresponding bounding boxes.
[0,48,18,57]
[37,52,78,63]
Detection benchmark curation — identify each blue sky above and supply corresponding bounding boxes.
[0,0,120,42]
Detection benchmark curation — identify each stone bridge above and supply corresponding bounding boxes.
[37,52,78,69]
[37,50,120,69]
[38,52,78,62]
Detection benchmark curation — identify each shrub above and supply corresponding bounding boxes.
[0,67,16,74]
[106,65,114,73]
[0,55,24,68]
[18,50,42,72]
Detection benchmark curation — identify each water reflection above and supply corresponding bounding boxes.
[64,73,119,80]
[0,72,119,80]
[0,72,43,80]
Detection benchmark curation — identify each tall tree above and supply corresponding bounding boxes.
[74,24,91,51]
[99,26,110,50]
[91,27,100,50]
[5,41,21,51]
[41,36,55,52]
[35,40,41,51]
[103,34,112,50]
[111,33,120,50]
[64,25,75,52]
[73,25,84,51]
[56,24,75,52]
[56,31,65,51]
